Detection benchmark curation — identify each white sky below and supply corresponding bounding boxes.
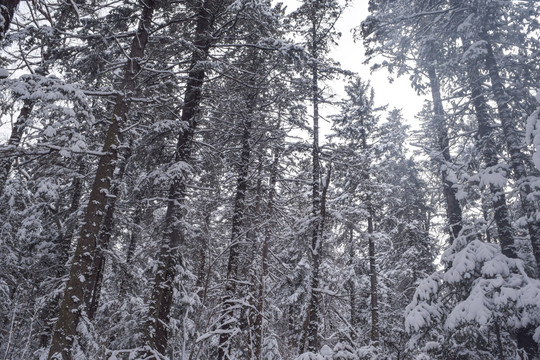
[336,0,425,119]
[281,0,425,135]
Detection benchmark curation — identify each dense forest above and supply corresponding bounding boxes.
[1,0,540,359]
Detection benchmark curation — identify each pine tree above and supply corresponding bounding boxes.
[287,0,347,353]
[48,1,157,357]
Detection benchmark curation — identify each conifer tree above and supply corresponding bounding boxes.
[48,1,157,357]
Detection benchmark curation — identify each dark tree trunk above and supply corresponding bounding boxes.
[126,208,141,265]
[253,151,279,359]
[85,148,131,320]
[347,227,358,342]
[303,15,323,352]
[0,0,21,41]
[247,158,263,356]
[355,89,379,347]
[0,100,33,197]
[467,63,516,259]
[39,161,85,349]
[47,2,155,358]
[367,206,379,345]
[428,67,463,243]
[483,40,540,274]
[195,212,210,298]
[118,205,142,297]
[143,2,215,356]
[218,109,254,360]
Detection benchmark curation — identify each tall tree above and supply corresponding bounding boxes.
[143,0,220,356]
[217,69,259,360]
[288,0,346,352]
[48,1,156,357]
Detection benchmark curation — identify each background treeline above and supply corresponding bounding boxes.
[0,0,539,359]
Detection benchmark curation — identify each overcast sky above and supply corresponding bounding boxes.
[281,0,426,133]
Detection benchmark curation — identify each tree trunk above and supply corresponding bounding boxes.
[0,0,21,41]
[304,15,322,352]
[1,21,67,196]
[118,205,142,297]
[195,212,210,298]
[467,63,516,259]
[253,150,279,360]
[483,40,540,273]
[218,108,254,360]
[85,147,131,320]
[0,100,33,197]
[427,67,463,243]
[347,227,358,342]
[247,157,263,357]
[367,206,379,345]
[39,161,85,349]
[126,208,141,265]
[47,2,155,358]
[143,2,215,356]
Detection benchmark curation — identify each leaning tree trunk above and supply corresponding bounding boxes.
[427,67,463,243]
[85,147,132,320]
[483,40,540,273]
[47,2,155,358]
[467,63,516,259]
[143,2,215,356]
[39,161,85,349]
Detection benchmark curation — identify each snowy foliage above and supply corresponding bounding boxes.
[0,0,539,359]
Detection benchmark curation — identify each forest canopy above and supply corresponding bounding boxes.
[0,0,540,359]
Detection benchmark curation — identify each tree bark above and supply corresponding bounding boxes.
[195,211,210,298]
[353,84,380,347]
[0,100,33,197]
[253,150,279,360]
[126,207,141,265]
[47,2,155,358]
[246,157,263,357]
[39,161,85,349]
[347,227,358,342]
[367,210,379,345]
[483,40,540,273]
[143,2,215,356]
[0,0,20,41]
[218,105,255,360]
[85,147,131,320]
[467,63,516,259]
[304,14,322,352]
[427,67,463,243]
